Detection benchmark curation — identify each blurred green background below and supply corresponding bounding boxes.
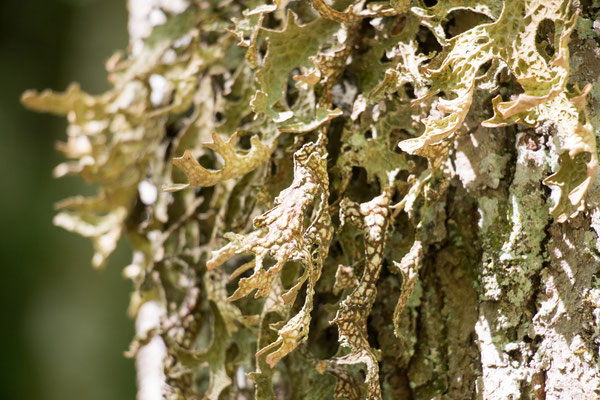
[0,0,136,398]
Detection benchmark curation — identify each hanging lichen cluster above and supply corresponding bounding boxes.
[22,0,596,398]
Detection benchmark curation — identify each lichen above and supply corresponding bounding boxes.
[23,0,600,398]
[399,0,597,222]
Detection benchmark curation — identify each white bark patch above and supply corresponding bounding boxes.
[135,300,167,400]
[475,315,522,399]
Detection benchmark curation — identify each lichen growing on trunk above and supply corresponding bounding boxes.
[22,0,600,399]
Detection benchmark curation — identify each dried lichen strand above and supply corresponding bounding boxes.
[319,361,363,400]
[391,240,423,338]
[207,140,326,298]
[330,188,393,400]
[207,138,332,367]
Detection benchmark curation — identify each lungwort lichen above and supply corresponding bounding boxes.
[22,0,597,398]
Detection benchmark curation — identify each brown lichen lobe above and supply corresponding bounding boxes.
[166,132,272,191]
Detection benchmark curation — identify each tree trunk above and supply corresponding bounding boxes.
[22,0,600,399]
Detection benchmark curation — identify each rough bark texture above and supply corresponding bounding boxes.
[22,0,600,399]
